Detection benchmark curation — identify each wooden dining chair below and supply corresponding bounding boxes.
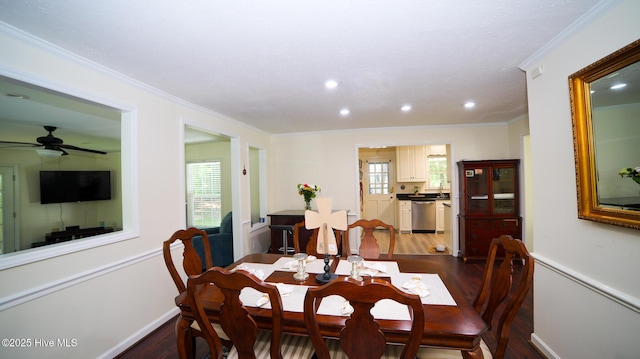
[344,219,395,259]
[163,228,229,359]
[304,277,424,359]
[292,221,343,256]
[187,266,315,359]
[163,228,212,294]
[417,235,534,359]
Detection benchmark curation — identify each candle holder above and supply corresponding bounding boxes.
[347,255,363,281]
[293,252,309,281]
[315,253,338,284]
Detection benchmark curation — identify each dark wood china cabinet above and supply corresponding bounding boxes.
[458,159,521,261]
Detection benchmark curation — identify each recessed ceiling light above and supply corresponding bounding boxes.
[325,80,339,89]
[610,83,627,90]
[464,102,475,109]
[340,108,350,116]
[401,105,412,112]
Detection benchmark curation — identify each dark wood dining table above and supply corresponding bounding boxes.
[174,253,487,359]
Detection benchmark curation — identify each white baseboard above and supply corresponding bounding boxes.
[98,307,179,359]
[531,333,560,359]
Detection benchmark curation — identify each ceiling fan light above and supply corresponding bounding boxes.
[36,148,63,158]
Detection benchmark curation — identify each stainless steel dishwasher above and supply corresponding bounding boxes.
[411,200,436,232]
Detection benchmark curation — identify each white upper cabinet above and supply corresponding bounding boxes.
[396,145,427,182]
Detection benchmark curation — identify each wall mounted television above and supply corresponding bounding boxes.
[40,171,112,204]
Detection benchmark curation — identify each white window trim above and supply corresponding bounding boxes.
[0,67,140,270]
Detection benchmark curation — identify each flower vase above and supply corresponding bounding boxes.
[304,200,312,210]
[634,177,640,185]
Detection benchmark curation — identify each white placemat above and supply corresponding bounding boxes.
[334,259,400,277]
[316,295,411,321]
[239,284,309,312]
[230,262,276,280]
[232,260,456,315]
[390,273,457,306]
[239,286,412,321]
[272,256,330,274]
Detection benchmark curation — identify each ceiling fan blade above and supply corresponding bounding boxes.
[2,126,107,155]
[58,144,107,155]
[0,141,42,148]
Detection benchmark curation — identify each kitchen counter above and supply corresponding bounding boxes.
[396,193,450,201]
[267,209,349,254]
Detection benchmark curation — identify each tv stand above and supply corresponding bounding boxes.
[32,226,114,248]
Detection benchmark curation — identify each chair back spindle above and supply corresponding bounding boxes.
[473,235,534,359]
[304,277,424,359]
[344,219,395,259]
[188,267,315,359]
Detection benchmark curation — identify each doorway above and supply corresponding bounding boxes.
[0,165,17,253]
[183,126,232,227]
[362,157,395,226]
[357,144,453,255]
[359,148,396,226]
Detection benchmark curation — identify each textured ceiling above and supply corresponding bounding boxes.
[0,0,601,134]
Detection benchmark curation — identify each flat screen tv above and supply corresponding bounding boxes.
[40,171,112,204]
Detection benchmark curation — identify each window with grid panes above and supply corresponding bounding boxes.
[186,161,222,228]
[368,161,390,194]
[428,156,449,189]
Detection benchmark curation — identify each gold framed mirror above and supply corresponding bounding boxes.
[569,39,640,230]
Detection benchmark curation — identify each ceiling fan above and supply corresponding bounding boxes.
[0,125,107,156]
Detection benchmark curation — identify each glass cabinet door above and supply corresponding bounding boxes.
[465,167,490,215]
[492,167,516,214]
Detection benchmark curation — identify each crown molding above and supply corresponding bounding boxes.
[519,0,622,71]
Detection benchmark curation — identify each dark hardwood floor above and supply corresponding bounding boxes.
[116,255,545,359]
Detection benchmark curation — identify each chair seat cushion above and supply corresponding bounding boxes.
[190,321,230,341]
[324,338,405,358]
[226,330,315,359]
[416,338,492,359]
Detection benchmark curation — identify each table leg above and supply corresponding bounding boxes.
[175,315,194,359]
[461,345,485,359]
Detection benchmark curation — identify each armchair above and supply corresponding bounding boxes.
[193,211,234,269]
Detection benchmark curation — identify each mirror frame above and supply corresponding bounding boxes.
[569,39,640,230]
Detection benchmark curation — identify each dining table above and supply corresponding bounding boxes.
[174,253,488,359]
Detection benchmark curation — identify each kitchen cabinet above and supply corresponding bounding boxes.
[457,159,521,261]
[398,200,412,233]
[435,200,449,233]
[396,145,427,182]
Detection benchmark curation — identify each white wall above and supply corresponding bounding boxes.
[522,1,640,358]
[0,26,270,358]
[268,123,522,254]
[269,124,513,212]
